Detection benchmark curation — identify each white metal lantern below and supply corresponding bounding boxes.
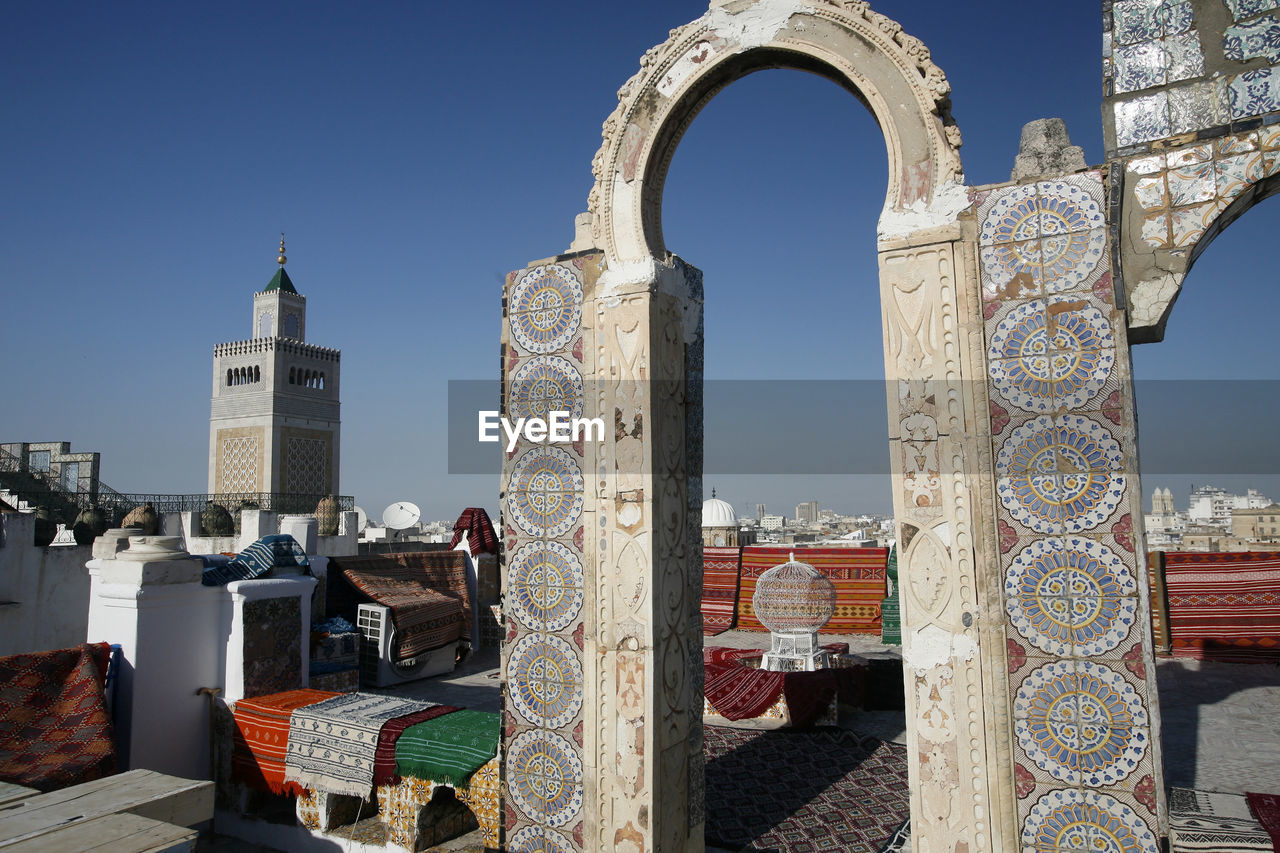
[753,552,837,671]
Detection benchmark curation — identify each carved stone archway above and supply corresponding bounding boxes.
[498,2,1165,852]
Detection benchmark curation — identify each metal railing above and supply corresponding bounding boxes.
[0,484,354,524]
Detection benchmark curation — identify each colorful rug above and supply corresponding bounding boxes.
[737,546,888,634]
[703,725,909,852]
[395,709,500,788]
[1164,551,1280,662]
[231,688,340,795]
[702,546,742,635]
[337,552,471,656]
[1248,792,1280,850]
[285,692,441,798]
[372,704,460,786]
[705,661,785,721]
[449,507,498,555]
[703,646,861,727]
[203,534,308,587]
[1169,787,1273,852]
[0,642,116,792]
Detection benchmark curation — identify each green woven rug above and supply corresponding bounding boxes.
[394,709,499,788]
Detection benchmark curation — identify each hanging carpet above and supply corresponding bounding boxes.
[231,688,341,796]
[0,642,116,792]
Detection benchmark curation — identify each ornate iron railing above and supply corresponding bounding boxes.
[0,486,354,524]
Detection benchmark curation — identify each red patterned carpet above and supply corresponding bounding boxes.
[1164,551,1280,662]
[0,643,116,792]
[703,725,909,852]
[702,546,742,634]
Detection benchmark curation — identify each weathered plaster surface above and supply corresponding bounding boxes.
[877,179,972,241]
[703,0,815,50]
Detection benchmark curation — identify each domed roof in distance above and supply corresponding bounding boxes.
[701,492,737,528]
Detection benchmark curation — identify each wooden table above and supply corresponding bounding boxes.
[0,769,212,852]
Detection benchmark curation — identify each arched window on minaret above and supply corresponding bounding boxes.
[254,365,260,383]
[227,368,233,387]
[289,367,295,385]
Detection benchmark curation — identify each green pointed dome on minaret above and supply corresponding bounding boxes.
[264,234,298,293]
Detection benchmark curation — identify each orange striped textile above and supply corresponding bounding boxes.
[231,688,341,795]
[701,546,742,634]
[1164,551,1280,663]
[736,546,888,634]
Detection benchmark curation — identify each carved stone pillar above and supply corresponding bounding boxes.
[880,231,1010,852]
[500,252,704,853]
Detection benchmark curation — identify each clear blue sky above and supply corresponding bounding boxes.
[2,1,1277,522]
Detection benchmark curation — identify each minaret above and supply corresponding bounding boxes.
[208,237,341,497]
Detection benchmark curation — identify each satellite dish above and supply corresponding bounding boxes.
[382,501,421,530]
[354,506,369,533]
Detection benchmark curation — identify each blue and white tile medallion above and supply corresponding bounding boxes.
[509,355,584,423]
[989,302,1115,412]
[508,447,585,538]
[507,541,584,632]
[980,184,1041,244]
[1017,659,1149,786]
[997,417,1126,533]
[507,633,584,729]
[510,264,584,354]
[1006,538,1138,656]
[509,826,576,853]
[507,729,584,827]
[1023,789,1158,853]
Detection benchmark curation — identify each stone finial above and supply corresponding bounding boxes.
[1011,118,1087,182]
[568,212,595,253]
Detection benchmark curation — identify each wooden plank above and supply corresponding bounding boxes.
[0,784,37,809]
[1,813,196,853]
[0,769,212,848]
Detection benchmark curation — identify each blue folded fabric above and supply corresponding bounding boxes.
[201,534,309,587]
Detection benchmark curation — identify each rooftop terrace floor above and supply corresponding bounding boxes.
[205,632,1280,851]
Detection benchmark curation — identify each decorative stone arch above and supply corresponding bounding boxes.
[1120,140,1280,341]
[500,3,1167,852]
[587,0,965,264]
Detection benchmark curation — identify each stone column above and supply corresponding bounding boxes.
[86,535,223,778]
[879,230,1011,852]
[499,252,704,853]
[222,576,315,702]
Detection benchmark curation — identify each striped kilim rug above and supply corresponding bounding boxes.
[372,704,460,786]
[703,725,909,852]
[1169,787,1273,852]
[702,546,742,634]
[395,709,500,788]
[1164,551,1280,662]
[285,693,443,798]
[737,546,888,634]
[231,688,340,796]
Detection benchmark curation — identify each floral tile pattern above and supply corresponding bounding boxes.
[1114,92,1170,148]
[1015,659,1150,787]
[1004,537,1139,657]
[508,264,584,355]
[1230,67,1280,118]
[1225,0,1280,22]
[1127,130,1279,251]
[1224,15,1280,63]
[1021,789,1160,852]
[506,540,584,633]
[502,256,590,853]
[982,171,1158,845]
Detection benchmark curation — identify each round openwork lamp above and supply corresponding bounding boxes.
[754,552,837,671]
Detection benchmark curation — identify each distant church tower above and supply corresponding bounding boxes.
[208,237,341,496]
